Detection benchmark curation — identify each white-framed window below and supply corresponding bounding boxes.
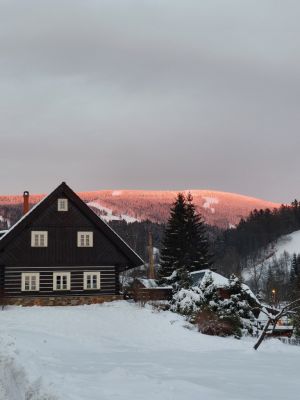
[21,273,40,291]
[58,198,68,211]
[31,231,48,247]
[53,272,71,291]
[83,272,101,290]
[77,232,93,247]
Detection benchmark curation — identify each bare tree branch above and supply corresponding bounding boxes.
[253,299,300,350]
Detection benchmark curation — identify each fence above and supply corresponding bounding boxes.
[279,337,300,346]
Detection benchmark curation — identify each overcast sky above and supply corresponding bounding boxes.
[0,0,300,202]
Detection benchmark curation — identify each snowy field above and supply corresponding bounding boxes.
[0,302,300,400]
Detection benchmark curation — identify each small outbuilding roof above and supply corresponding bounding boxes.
[136,278,158,288]
[190,269,229,288]
[190,269,260,304]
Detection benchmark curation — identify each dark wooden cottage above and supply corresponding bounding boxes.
[0,182,144,306]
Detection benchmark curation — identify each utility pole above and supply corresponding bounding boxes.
[148,231,156,279]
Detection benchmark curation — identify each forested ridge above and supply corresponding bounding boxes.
[2,199,300,280]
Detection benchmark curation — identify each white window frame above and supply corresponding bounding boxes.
[57,198,68,212]
[53,272,71,291]
[77,232,93,247]
[31,231,48,247]
[21,272,40,291]
[83,272,101,290]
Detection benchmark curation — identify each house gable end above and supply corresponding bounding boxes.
[0,182,144,269]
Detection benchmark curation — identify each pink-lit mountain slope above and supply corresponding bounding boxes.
[0,189,281,228]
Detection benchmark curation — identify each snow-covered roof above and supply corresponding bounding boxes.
[241,283,261,303]
[135,278,172,290]
[137,278,158,288]
[190,269,260,305]
[0,230,8,239]
[190,269,229,288]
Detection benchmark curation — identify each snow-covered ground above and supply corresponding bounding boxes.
[0,301,300,400]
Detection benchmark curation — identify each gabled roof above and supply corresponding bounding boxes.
[190,269,229,288]
[0,182,144,269]
[191,269,260,305]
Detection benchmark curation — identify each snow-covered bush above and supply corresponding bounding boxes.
[171,286,203,315]
[170,272,257,337]
[196,307,242,338]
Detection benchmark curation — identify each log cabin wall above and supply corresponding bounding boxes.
[3,266,117,298]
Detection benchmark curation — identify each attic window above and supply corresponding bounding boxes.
[31,231,48,247]
[58,198,68,211]
[77,232,93,247]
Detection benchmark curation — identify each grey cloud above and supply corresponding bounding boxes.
[0,0,300,201]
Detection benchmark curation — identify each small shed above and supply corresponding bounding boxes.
[130,278,172,302]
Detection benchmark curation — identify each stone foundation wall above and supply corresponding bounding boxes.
[3,295,123,307]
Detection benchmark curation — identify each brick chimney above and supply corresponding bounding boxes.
[23,191,30,215]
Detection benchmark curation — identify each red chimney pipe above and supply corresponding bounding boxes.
[23,191,29,215]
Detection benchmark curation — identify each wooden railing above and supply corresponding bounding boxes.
[279,337,300,346]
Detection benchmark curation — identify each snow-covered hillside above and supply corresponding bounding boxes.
[243,229,300,282]
[270,230,300,258]
[0,301,300,400]
[87,201,139,223]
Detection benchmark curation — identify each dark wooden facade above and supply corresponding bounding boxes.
[0,182,143,302]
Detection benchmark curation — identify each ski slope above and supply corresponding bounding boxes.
[242,229,300,282]
[0,301,300,400]
[272,229,300,258]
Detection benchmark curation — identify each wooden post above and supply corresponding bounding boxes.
[148,232,156,279]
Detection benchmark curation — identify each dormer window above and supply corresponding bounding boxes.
[31,231,48,247]
[77,232,93,247]
[58,198,68,211]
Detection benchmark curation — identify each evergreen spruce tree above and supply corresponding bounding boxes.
[291,253,298,281]
[290,253,300,299]
[159,193,188,283]
[184,192,211,272]
[159,192,211,288]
